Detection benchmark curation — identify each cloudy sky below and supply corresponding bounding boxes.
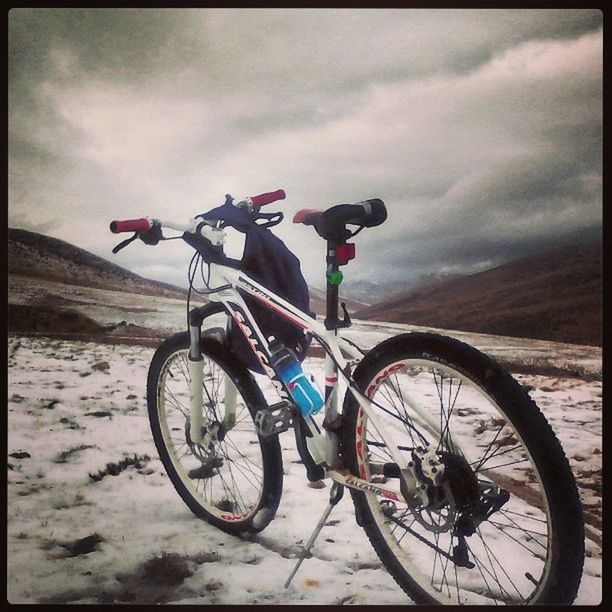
[8,8,602,290]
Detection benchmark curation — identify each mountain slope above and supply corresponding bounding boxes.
[9,228,186,298]
[8,228,368,317]
[355,244,602,346]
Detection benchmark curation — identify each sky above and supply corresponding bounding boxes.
[8,8,603,290]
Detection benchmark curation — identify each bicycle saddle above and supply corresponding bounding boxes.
[293,199,387,242]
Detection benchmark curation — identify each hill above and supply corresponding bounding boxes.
[8,227,367,318]
[355,243,602,347]
[8,228,187,299]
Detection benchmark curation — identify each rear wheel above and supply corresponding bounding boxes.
[342,333,584,605]
[147,332,283,534]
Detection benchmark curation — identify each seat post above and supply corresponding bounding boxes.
[324,239,341,330]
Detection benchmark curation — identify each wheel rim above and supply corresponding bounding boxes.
[356,358,554,605]
[156,348,266,523]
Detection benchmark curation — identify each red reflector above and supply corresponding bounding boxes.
[337,243,355,265]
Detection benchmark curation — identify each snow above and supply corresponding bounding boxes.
[7,321,601,605]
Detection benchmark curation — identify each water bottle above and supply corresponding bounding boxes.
[268,338,324,417]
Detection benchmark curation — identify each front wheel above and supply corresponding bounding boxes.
[147,332,283,534]
[341,332,584,605]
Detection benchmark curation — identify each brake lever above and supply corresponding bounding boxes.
[253,211,284,228]
[112,233,139,254]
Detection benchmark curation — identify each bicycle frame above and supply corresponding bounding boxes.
[187,260,444,503]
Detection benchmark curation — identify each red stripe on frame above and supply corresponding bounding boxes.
[240,286,309,330]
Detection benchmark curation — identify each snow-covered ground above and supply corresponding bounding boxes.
[7,321,602,604]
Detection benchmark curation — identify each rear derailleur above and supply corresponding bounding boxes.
[384,446,510,570]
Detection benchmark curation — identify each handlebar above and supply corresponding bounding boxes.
[110,218,153,234]
[250,189,286,208]
[110,189,286,235]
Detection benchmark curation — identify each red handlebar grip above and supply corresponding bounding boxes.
[250,189,286,208]
[109,218,152,233]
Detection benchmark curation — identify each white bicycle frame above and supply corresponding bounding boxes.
[150,214,444,504]
[187,258,444,504]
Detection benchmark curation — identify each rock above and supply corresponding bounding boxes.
[62,533,104,557]
[92,361,110,373]
[307,480,326,489]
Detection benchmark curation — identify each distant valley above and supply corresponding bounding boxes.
[8,227,602,347]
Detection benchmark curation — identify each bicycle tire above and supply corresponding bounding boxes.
[147,332,283,534]
[341,332,584,605]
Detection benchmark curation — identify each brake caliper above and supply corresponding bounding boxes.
[404,444,446,508]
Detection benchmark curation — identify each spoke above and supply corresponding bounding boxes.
[385,372,423,449]
[175,355,190,385]
[220,442,264,483]
[478,456,529,471]
[453,547,461,603]
[371,371,429,446]
[216,459,249,513]
[466,540,520,604]
[476,527,509,605]
[471,443,525,469]
[441,378,462,453]
[473,423,506,472]
[498,508,547,524]
[439,534,455,599]
[364,439,414,452]
[432,371,461,453]
[476,530,528,603]
[487,517,548,559]
[465,540,499,603]
[488,520,547,547]
[164,385,188,416]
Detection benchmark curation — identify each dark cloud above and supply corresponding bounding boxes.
[9,9,193,87]
[8,9,602,288]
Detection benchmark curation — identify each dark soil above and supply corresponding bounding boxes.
[8,304,106,334]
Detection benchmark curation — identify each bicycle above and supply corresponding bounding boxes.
[110,189,584,605]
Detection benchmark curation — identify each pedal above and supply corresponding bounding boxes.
[255,402,295,437]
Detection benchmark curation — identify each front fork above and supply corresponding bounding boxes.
[187,318,237,446]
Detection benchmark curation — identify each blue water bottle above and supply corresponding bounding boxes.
[268,338,324,417]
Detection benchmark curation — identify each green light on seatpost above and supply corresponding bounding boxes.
[327,269,343,285]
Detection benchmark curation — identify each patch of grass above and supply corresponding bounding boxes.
[89,454,151,482]
[84,410,113,418]
[52,491,93,510]
[54,444,97,464]
[142,552,193,586]
[59,416,84,430]
[9,451,31,459]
